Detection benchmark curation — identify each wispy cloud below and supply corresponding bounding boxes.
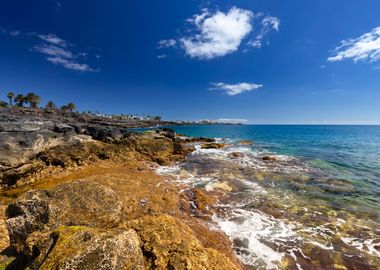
[211,82,263,96]
[9,30,21,37]
[328,26,380,63]
[157,54,167,59]
[46,57,95,72]
[158,7,280,59]
[38,33,69,47]
[33,44,74,59]
[157,39,177,49]
[248,16,280,48]
[1,29,99,72]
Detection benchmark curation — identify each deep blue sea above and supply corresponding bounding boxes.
[152,125,380,269]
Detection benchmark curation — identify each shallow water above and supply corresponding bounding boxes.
[157,125,380,269]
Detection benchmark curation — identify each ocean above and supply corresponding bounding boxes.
[155,125,380,269]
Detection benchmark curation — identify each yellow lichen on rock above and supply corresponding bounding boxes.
[129,215,240,270]
[37,226,143,270]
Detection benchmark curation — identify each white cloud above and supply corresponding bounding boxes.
[3,29,99,72]
[47,57,96,72]
[262,16,280,31]
[211,82,263,96]
[180,7,253,59]
[328,26,380,63]
[9,30,21,37]
[157,39,177,48]
[33,44,74,59]
[157,54,167,59]
[217,118,248,123]
[158,7,280,59]
[34,43,97,72]
[248,16,280,48]
[38,33,69,47]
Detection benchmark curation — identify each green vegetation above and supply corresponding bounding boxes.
[1,91,163,121]
[7,91,14,106]
[1,91,77,113]
[45,101,57,110]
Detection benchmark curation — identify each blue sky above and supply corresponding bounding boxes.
[1,0,380,124]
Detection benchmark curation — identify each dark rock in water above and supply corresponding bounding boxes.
[156,127,176,139]
[201,142,226,149]
[84,125,123,142]
[262,155,278,161]
[6,180,124,251]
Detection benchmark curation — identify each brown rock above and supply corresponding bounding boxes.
[201,143,226,149]
[32,226,143,270]
[228,152,244,158]
[236,140,253,145]
[129,215,240,270]
[6,179,123,251]
[262,155,278,161]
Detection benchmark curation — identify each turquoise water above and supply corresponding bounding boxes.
[155,124,380,269]
[170,125,380,203]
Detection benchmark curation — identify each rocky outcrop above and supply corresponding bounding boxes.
[6,180,123,251]
[4,180,143,269]
[129,215,240,270]
[3,179,241,270]
[0,115,194,187]
[29,226,143,270]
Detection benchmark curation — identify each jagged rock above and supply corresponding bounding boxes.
[28,226,143,270]
[6,180,124,251]
[53,124,75,134]
[200,143,226,149]
[83,125,123,142]
[129,215,240,270]
[155,128,176,139]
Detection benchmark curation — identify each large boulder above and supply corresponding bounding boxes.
[6,180,124,251]
[28,226,143,270]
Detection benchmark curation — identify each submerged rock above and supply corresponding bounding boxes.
[236,140,253,145]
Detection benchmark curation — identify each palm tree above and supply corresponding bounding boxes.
[67,102,76,112]
[0,101,9,108]
[60,105,68,112]
[25,92,41,108]
[14,94,26,107]
[45,101,57,111]
[7,92,15,106]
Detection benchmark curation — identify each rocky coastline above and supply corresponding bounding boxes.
[0,108,242,269]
